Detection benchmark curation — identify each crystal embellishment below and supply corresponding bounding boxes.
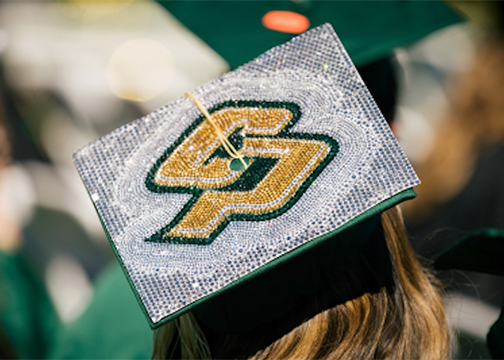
[73,24,419,327]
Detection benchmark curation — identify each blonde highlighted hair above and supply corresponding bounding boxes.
[153,206,450,359]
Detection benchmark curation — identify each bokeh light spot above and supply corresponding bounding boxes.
[107,39,175,102]
[262,11,310,34]
[66,0,133,17]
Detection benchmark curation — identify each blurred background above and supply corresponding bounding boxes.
[0,0,228,325]
[0,1,503,358]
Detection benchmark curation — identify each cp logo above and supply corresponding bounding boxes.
[145,100,338,245]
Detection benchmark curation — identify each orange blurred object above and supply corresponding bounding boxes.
[262,11,310,34]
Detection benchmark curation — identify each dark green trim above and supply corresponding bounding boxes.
[145,100,339,245]
[149,188,417,329]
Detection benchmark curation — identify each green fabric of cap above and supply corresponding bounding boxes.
[157,0,461,69]
[435,228,504,359]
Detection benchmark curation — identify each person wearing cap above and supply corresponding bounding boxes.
[72,20,456,359]
[151,206,450,359]
[3,2,460,359]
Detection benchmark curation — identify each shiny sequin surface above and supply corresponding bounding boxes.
[74,24,419,326]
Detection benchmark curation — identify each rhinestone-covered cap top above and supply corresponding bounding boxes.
[74,24,419,327]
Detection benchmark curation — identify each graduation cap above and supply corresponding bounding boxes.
[435,229,504,359]
[74,24,419,330]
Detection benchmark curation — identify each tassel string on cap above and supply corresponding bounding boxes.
[185,92,248,170]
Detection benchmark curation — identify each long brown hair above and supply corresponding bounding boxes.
[153,206,450,359]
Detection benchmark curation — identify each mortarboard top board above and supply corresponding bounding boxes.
[74,24,419,330]
[158,0,461,69]
[435,229,504,359]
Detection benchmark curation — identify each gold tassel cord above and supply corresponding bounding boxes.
[184,92,248,169]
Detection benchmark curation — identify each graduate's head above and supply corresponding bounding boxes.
[152,206,450,359]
